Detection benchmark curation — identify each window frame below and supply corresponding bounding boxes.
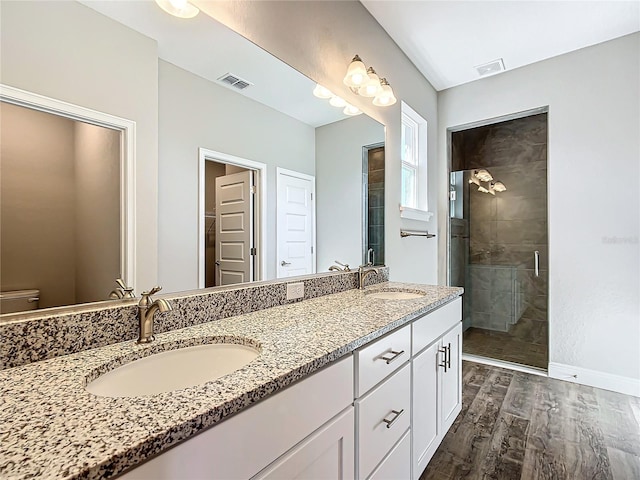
[400,102,430,221]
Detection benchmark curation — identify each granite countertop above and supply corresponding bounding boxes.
[0,282,462,479]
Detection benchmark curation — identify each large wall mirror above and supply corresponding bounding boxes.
[0,0,385,317]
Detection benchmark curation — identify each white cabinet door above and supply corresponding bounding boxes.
[368,430,411,480]
[254,407,354,480]
[440,322,462,430]
[411,341,440,480]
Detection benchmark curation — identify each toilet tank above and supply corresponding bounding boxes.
[0,289,40,314]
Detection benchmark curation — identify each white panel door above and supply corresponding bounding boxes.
[216,171,254,285]
[276,169,315,278]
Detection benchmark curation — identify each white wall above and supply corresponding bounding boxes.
[438,34,640,391]
[0,1,159,292]
[158,60,315,292]
[74,122,120,303]
[316,115,385,271]
[194,0,441,285]
[0,103,77,308]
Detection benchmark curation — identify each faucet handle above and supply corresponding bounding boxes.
[335,260,351,272]
[115,278,135,298]
[142,286,162,297]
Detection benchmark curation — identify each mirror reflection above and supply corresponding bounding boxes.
[0,0,385,316]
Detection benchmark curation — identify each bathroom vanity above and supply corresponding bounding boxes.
[0,275,462,479]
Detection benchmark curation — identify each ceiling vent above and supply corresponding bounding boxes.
[217,73,253,90]
[474,58,505,77]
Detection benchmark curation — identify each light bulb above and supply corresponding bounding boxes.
[357,68,382,97]
[372,78,397,107]
[155,0,199,18]
[343,55,368,88]
[313,84,333,99]
[343,104,362,116]
[329,96,347,108]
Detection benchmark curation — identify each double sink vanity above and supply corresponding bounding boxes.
[0,270,463,479]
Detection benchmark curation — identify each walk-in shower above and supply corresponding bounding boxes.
[448,109,549,370]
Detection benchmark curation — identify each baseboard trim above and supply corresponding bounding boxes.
[462,353,548,377]
[548,362,640,397]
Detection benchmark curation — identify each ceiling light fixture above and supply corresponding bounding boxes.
[155,0,199,18]
[344,55,396,107]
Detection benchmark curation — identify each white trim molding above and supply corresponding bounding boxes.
[0,83,137,293]
[399,205,434,223]
[549,362,640,397]
[198,148,267,288]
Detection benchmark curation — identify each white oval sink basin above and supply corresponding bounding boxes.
[86,343,260,397]
[366,290,425,300]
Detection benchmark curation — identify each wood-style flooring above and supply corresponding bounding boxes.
[420,362,640,480]
[463,317,548,369]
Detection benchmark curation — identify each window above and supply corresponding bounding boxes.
[400,102,430,221]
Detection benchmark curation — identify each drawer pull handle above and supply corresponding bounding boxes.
[438,347,447,372]
[379,349,405,364]
[383,409,405,429]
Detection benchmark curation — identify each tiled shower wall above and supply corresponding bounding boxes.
[367,146,385,265]
[453,113,548,327]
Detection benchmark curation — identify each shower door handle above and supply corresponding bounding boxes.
[534,251,540,277]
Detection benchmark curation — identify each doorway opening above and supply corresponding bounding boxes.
[447,107,549,371]
[198,148,266,288]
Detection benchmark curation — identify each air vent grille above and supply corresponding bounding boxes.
[218,73,253,90]
[474,58,505,77]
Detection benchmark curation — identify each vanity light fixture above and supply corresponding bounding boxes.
[343,55,369,88]
[477,185,490,194]
[313,83,333,99]
[372,78,397,107]
[357,68,382,97]
[491,181,507,192]
[312,83,361,115]
[329,95,347,108]
[155,0,199,18]
[474,169,494,182]
[344,55,397,107]
[343,104,362,116]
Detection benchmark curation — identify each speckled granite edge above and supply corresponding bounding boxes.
[0,268,388,370]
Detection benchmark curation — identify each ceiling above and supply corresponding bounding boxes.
[361,1,640,91]
[79,1,348,127]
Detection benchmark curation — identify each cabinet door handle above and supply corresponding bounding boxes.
[447,342,451,369]
[379,349,405,364]
[438,347,448,372]
[382,409,404,429]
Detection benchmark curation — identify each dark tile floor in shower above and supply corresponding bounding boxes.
[463,312,548,369]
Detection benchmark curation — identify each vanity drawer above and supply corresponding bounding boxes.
[356,363,411,480]
[356,324,411,396]
[412,297,462,355]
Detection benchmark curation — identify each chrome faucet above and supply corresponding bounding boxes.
[329,260,351,272]
[108,278,135,300]
[358,265,377,290]
[137,286,172,344]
